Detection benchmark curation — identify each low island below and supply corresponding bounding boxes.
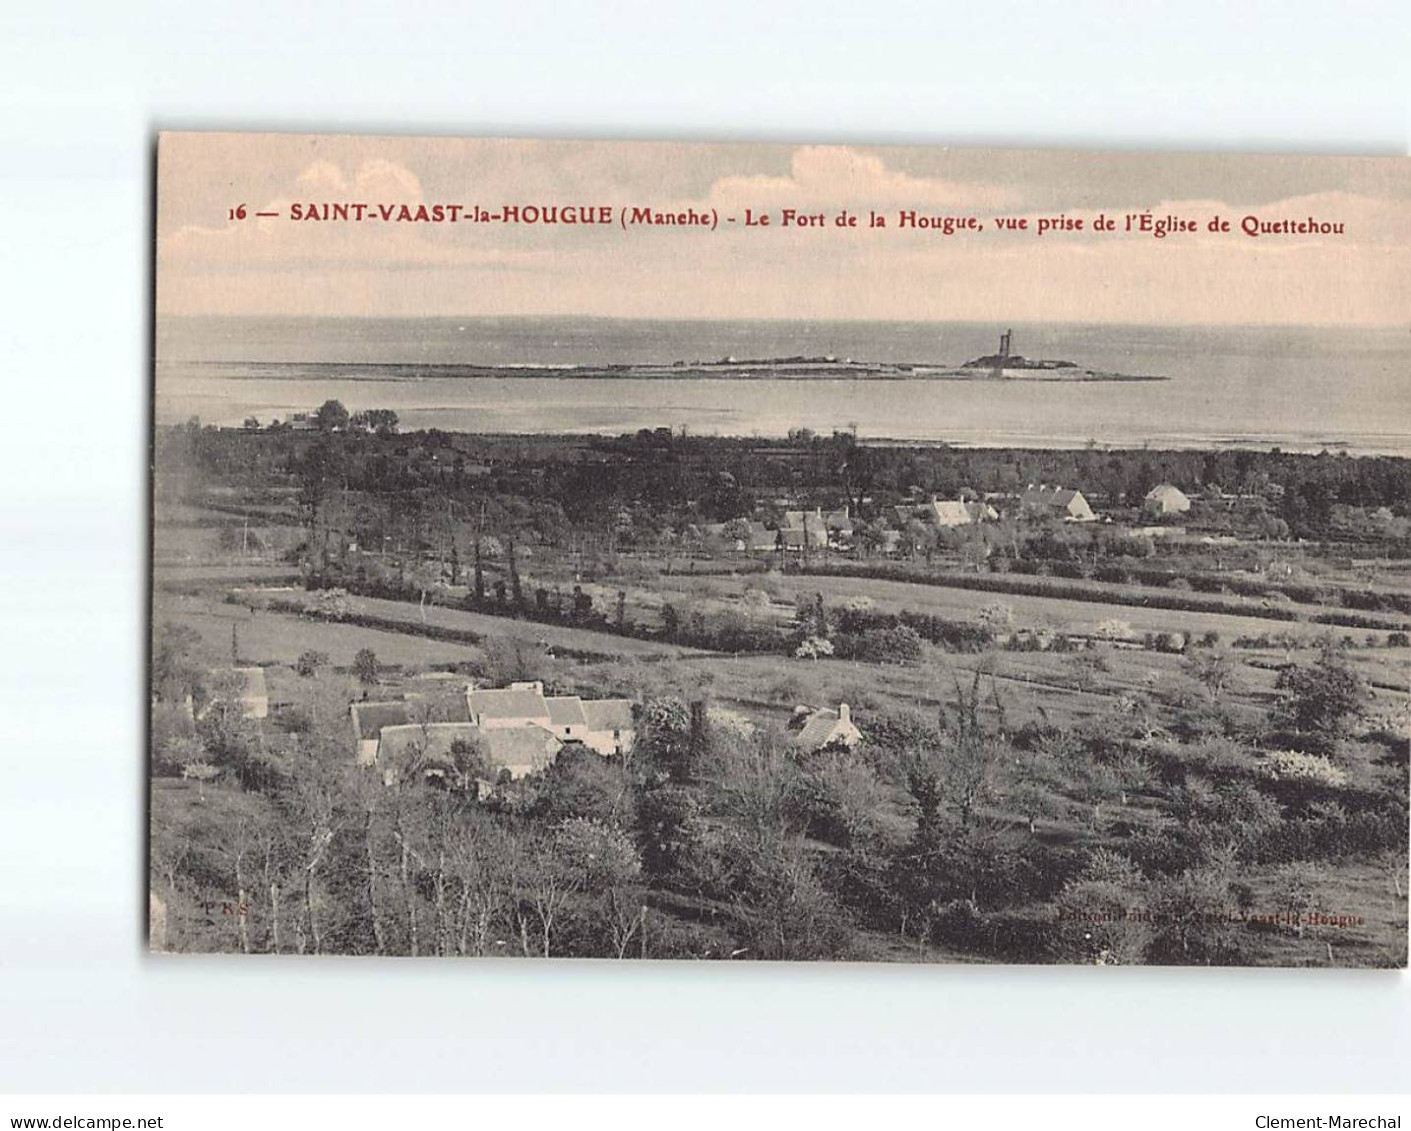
[208,329,1167,383]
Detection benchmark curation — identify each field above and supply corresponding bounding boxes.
[147,426,1410,968]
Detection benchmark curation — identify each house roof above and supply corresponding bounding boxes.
[376,721,562,778]
[582,698,634,732]
[350,700,412,742]
[545,696,588,727]
[377,722,483,767]
[481,727,562,775]
[929,500,979,525]
[468,687,550,722]
[1145,483,1188,500]
[788,707,862,751]
[749,521,778,549]
[896,500,991,526]
[1020,486,1087,508]
[824,507,852,530]
[783,510,828,538]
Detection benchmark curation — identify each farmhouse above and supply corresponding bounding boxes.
[1144,483,1192,516]
[351,679,637,774]
[1018,484,1097,522]
[786,702,863,752]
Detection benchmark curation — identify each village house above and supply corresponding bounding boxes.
[580,698,635,758]
[749,520,780,554]
[786,702,863,752]
[1144,483,1192,516]
[893,495,999,529]
[823,506,854,547]
[782,508,830,549]
[1018,484,1097,522]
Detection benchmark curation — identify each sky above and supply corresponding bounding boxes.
[156,133,1411,325]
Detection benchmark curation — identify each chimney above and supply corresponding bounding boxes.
[838,702,850,724]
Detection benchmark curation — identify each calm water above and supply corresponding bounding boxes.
[154,317,1411,454]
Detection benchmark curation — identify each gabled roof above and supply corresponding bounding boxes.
[545,696,588,728]
[436,696,473,724]
[377,722,482,766]
[788,707,862,751]
[824,507,852,530]
[749,521,779,550]
[929,500,980,525]
[1145,483,1188,500]
[783,510,828,539]
[376,721,562,778]
[468,687,550,722]
[581,698,634,732]
[480,727,562,775]
[350,700,412,742]
[896,500,991,526]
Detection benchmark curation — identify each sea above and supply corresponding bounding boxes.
[153,316,1411,455]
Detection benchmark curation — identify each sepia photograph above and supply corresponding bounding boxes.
[149,132,1410,967]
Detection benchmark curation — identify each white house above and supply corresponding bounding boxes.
[1144,483,1192,516]
[1018,484,1097,522]
[580,698,635,758]
[894,496,998,529]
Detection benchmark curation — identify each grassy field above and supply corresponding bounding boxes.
[156,591,485,672]
[659,568,1392,644]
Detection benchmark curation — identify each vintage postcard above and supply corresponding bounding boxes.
[150,132,1409,965]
